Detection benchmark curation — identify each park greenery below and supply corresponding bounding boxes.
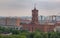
[0,26,60,38]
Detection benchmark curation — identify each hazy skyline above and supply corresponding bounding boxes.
[0,0,60,17]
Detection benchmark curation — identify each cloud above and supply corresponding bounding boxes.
[48,0,60,2]
[0,0,33,9]
[0,0,60,10]
[0,0,60,16]
[38,0,60,2]
[37,1,60,10]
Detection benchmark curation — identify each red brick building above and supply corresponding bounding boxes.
[22,6,60,32]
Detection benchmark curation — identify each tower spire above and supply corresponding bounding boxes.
[34,3,36,9]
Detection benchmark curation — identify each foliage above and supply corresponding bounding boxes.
[0,26,60,38]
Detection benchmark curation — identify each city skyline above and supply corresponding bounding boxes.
[0,0,60,17]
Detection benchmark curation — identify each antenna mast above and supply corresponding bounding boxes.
[34,3,36,9]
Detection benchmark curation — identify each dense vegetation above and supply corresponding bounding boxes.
[0,26,60,38]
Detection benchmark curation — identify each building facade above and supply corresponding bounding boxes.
[22,6,60,32]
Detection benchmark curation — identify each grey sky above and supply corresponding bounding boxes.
[0,0,60,17]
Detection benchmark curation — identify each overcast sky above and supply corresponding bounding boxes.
[0,0,60,17]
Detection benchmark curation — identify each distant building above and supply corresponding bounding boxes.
[0,17,21,30]
[5,17,20,26]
